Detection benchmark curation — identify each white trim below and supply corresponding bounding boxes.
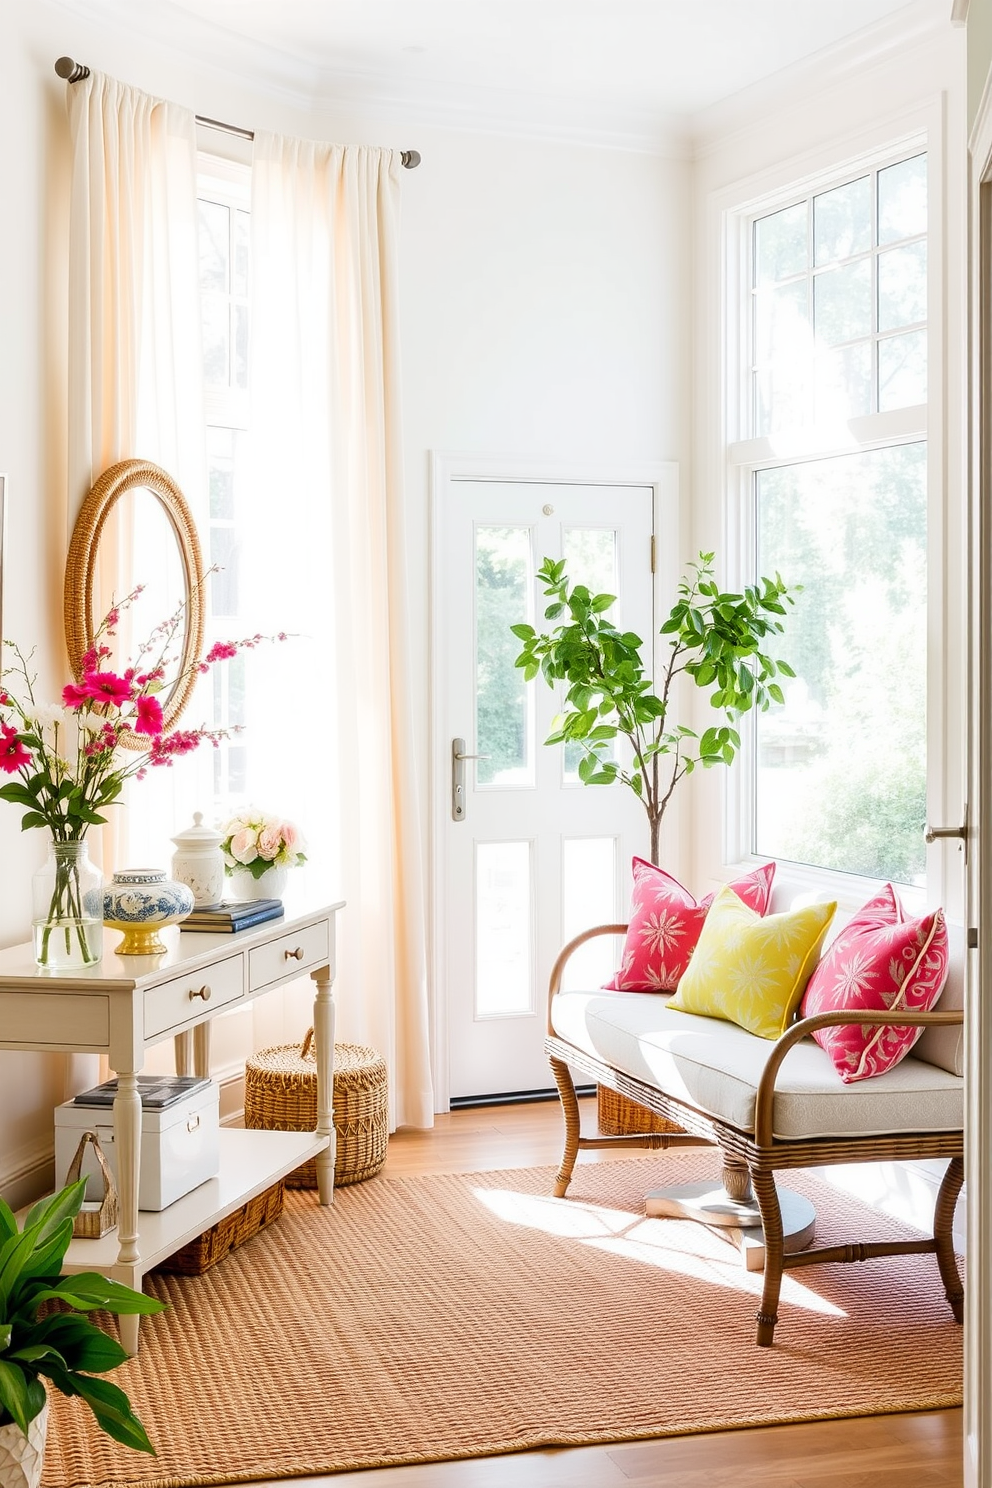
[691,4,954,158]
[428,453,678,1111]
[951,0,970,26]
[964,66,992,1488]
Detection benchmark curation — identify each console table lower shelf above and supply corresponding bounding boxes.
[58,1128,329,1351]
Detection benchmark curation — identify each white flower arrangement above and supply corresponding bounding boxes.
[219,808,307,881]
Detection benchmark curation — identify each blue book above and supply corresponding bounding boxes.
[182,900,285,933]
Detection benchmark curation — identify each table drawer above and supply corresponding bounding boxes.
[248,920,330,993]
[145,955,245,1040]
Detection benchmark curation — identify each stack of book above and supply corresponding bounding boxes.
[182,898,285,933]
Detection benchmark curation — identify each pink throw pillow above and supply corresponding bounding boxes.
[604,858,776,993]
[800,884,949,1083]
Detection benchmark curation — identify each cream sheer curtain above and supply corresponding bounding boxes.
[66,72,207,878]
[245,134,433,1128]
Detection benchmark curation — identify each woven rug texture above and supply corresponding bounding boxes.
[41,1152,963,1488]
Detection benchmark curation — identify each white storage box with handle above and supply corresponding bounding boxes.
[54,1074,219,1211]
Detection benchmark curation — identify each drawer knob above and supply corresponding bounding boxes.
[285,946,305,961]
[189,984,212,1001]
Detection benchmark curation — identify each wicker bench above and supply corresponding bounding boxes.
[546,918,965,1347]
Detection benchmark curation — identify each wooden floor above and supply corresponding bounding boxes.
[268,1098,964,1488]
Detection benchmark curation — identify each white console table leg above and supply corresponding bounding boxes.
[113,1069,143,1353]
[312,969,335,1205]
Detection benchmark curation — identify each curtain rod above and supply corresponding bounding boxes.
[54,57,422,168]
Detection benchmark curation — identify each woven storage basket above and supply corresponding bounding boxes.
[244,1033,388,1189]
[158,1181,285,1275]
[597,1084,685,1136]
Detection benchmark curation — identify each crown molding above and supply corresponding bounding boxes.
[689,0,953,158]
[46,0,690,157]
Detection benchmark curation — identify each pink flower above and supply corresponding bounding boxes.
[134,695,164,737]
[148,729,204,767]
[230,828,258,864]
[82,671,132,707]
[61,682,91,709]
[205,641,239,664]
[280,822,299,853]
[257,826,283,860]
[0,725,32,774]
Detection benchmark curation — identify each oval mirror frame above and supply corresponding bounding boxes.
[64,459,206,749]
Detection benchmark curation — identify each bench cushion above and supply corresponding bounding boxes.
[550,990,964,1141]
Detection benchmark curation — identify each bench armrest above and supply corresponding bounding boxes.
[547,924,628,1032]
[754,1007,965,1147]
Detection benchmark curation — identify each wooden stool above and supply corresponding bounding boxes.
[245,1033,388,1188]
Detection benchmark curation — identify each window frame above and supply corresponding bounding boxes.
[715,118,953,919]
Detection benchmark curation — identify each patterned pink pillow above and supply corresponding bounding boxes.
[800,885,949,1083]
[604,859,776,993]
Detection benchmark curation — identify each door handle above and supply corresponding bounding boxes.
[452,737,490,822]
[925,804,968,860]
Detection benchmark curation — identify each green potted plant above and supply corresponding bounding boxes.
[513,551,797,864]
[0,1179,165,1487]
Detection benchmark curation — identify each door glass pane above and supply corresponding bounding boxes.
[878,155,927,245]
[755,442,927,885]
[562,529,619,783]
[813,176,871,266]
[476,841,532,1017]
[475,526,533,787]
[561,838,618,991]
[563,527,617,597]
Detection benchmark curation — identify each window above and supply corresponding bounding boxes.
[731,149,929,887]
[197,158,251,813]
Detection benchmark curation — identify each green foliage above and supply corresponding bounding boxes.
[512,552,797,861]
[0,1180,165,1453]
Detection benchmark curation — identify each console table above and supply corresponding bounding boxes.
[0,898,344,1351]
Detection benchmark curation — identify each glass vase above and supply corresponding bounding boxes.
[32,838,104,970]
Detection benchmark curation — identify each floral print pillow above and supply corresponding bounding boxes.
[800,885,949,1083]
[603,858,775,993]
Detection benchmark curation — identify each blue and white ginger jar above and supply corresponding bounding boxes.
[103,869,194,955]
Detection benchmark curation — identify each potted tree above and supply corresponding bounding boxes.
[512,551,797,865]
[0,1179,165,1488]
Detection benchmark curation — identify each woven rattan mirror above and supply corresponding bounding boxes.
[64,459,205,744]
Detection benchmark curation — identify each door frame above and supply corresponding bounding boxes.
[966,82,992,1488]
[428,453,679,1112]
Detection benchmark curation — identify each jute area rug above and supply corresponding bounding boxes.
[42,1152,963,1488]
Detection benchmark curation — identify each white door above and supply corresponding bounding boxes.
[433,466,668,1102]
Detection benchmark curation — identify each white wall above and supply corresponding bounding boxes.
[0,0,688,1195]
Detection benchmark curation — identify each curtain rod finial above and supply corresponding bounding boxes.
[55,57,90,83]
[401,150,421,169]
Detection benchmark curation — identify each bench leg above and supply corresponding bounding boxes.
[933,1155,965,1324]
[549,1055,582,1198]
[750,1166,786,1347]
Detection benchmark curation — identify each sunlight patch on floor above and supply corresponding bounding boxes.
[473,1186,846,1317]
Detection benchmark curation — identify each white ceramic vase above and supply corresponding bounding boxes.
[228,864,288,903]
[0,1400,48,1488]
[170,812,227,908]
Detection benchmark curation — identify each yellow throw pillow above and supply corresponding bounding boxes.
[668,885,837,1040]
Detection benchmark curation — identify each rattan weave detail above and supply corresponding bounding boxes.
[244,1034,388,1188]
[597,1084,685,1137]
[157,1181,285,1275]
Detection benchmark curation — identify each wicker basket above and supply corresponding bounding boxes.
[597,1084,685,1136]
[244,1034,388,1190]
[157,1181,285,1275]
[65,1130,119,1238]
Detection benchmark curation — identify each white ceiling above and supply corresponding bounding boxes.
[56,0,950,145]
